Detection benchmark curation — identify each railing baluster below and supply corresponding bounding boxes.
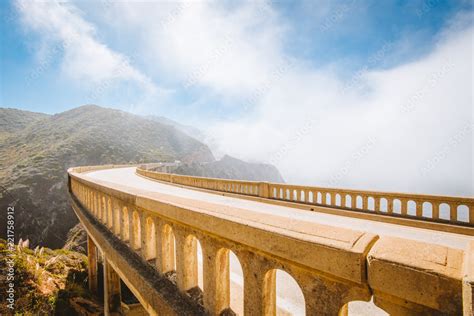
[450,203,457,222]
[362,195,368,210]
[134,167,474,226]
[433,203,440,220]
[375,197,380,213]
[387,198,393,214]
[416,201,422,217]
[341,194,346,208]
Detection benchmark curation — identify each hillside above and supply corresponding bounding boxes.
[1,105,284,249]
[0,108,48,140]
[148,115,207,144]
[0,105,215,248]
[174,155,285,183]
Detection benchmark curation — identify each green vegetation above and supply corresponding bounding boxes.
[0,105,214,248]
[0,239,99,315]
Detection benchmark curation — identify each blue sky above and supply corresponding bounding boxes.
[0,0,471,117]
[0,0,472,195]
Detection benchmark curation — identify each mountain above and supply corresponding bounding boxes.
[0,105,284,249]
[148,115,207,144]
[0,108,48,139]
[0,105,215,248]
[174,155,285,183]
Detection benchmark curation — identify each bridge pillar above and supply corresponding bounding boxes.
[202,243,229,315]
[175,230,198,292]
[103,256,122,315]
[87,235,98,295]
[153,217,163,273]
[241,252,274,316]
[127,209,133,248]
[463,240,474,315]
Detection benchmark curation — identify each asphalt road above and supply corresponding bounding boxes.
[85,167,472,315]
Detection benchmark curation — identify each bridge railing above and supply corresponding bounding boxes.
[69,165,472,315]
[136,167,474,226]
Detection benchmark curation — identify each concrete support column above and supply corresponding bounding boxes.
[202,242,229,315]
[140,212,147,258]
[154,218,163,273]
[463,278,474,315]
[103,256,122,315]
[302,275,365,315]
[87,235,98,295]
[115,202,122,237]
[119,206,125,240]
[241,253,273,316]
[93,192,98,217]
[101,196,106,223]
[175,230,198,292]
[463,240,474,315]
[128,209,134,248]
[161,224,176,274]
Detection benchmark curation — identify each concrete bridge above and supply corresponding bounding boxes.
[68,165,474,315]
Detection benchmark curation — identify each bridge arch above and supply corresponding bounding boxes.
[345,194,352,208]
[356,196,363,209]
[422,201,433,218]
[407,200,416,216]
[339,299,388,316]
[263,268,305,315]
[392,199,402,214]
[457,204,469,222]
[380,198,388,212]
[439,203,450,220]
[368,196,375,211]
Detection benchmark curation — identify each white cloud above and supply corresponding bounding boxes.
[100,1,287,96]
[206,25,473,196]
[17,1,473,196]
[81,1,473,196]
[16,0,157,96]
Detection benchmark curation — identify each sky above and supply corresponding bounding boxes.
[0,0,473,196]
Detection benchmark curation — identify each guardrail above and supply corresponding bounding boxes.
[69,165,472,315]
[136,167,474,226]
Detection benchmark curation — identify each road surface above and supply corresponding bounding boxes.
[85,167,472,315]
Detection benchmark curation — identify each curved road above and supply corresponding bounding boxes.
[85,167,472,315]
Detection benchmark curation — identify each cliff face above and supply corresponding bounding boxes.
[0,105,215,248]
[174,155,285,183]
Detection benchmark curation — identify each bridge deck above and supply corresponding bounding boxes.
[85,167,471,250]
